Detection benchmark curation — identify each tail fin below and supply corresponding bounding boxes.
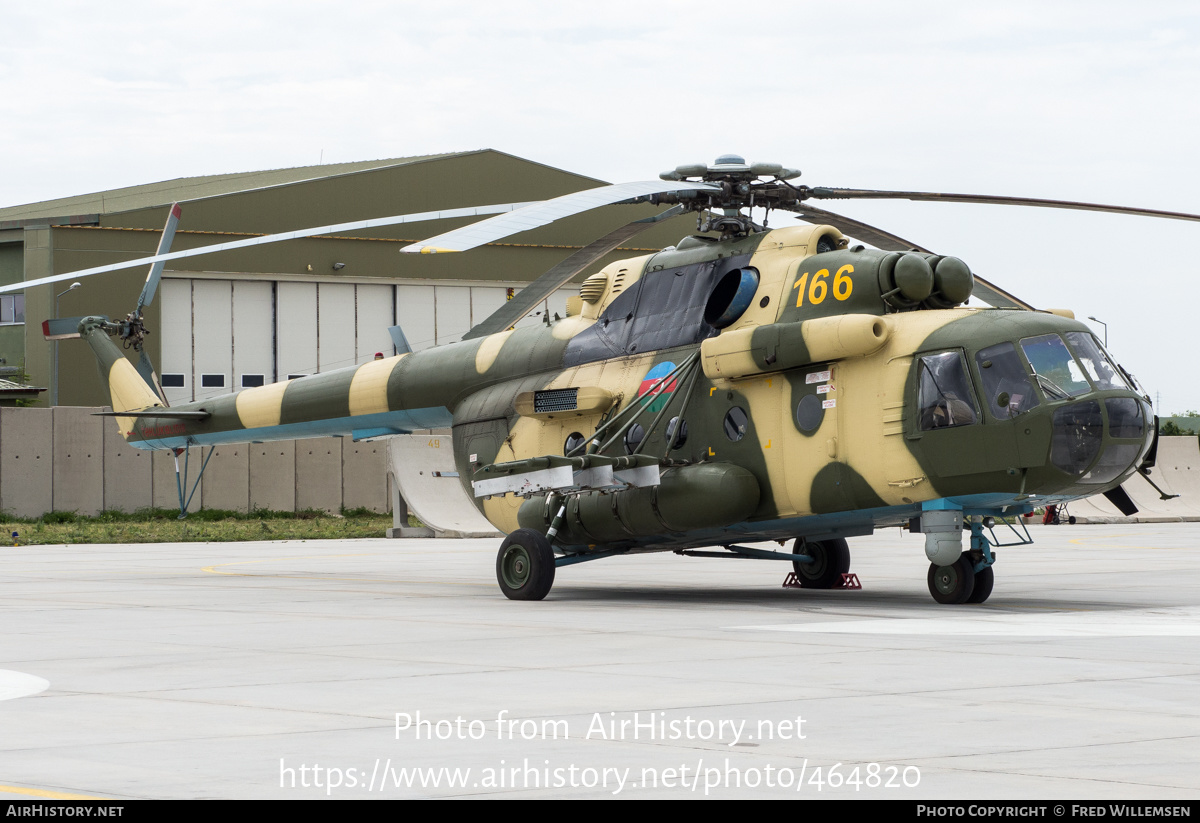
[80,318,164,425]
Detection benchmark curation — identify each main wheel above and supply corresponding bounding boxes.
[496,529,555,601]
[792,538,851,588]
[966,564,994,604]
[927,552,976,604]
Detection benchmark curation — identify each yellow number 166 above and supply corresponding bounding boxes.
[794,264,854,307]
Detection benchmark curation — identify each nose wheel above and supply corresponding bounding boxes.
[928,551,994,604]
[966,564,994,603]
[927,553,976,604]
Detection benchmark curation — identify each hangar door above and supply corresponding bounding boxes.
[159,277,573,405]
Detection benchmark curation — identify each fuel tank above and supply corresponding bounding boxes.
[517,462,760,548]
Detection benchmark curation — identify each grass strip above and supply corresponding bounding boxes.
[1,507,396,545]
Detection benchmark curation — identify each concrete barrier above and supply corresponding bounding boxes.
[1072,436,1200,524]
[0,407,53,519]
[0,407,390,517]
[386,434,500,538]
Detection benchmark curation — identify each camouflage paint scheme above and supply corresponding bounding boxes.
[83,223,1153,555]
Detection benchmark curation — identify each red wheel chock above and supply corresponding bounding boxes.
[782,572,861,590]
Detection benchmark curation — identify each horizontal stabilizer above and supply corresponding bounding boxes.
[92,409,211,420]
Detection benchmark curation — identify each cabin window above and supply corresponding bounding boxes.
[666,417,688,449]
[795,394,823,432]
[975,342,1038,418]
[724,407,749,441]
[564,432,586,455]
[918,351,979,430]
[624,423,646,454]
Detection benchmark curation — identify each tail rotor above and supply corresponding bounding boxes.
[42,202,182,407]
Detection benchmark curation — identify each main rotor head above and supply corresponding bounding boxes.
[659,154,802,184]
[644,154,808,235]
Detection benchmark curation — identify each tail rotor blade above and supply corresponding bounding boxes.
[135,203,181,317]
[42,316,105,340]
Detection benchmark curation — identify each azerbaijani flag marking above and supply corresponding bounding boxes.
[638,361,677,413]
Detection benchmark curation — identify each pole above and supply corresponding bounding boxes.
[52,282,81,406]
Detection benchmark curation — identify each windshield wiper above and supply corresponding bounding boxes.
[1033,372,1071,400]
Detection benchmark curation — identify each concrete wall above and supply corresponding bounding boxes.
[0,406,389,517]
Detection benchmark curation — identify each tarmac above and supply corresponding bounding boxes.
[2,522,1200,800]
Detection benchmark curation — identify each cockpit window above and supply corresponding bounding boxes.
[918,351,979,430]
[1064,332,1132,391]
[975,342,1039,418]
[1020,334,1090,399]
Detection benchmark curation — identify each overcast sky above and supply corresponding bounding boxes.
[3,1,1199,411]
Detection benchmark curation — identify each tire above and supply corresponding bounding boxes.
[966,564,994,604]
[927,552,976,604]
[792,538,851,589]
[496,529,555,601]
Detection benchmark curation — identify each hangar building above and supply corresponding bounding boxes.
[0,150,699,408]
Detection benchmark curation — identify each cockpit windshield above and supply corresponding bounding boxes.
[1020,334,1090,399]
[1064,332,1132,391]
[975,342,1039,418]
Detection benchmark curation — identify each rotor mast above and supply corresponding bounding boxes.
[643,154,804,238]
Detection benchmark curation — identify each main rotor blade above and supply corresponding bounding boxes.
[0,202,537,295]
[787,202,933,253]
[463,205,688,341]
[133,202,181,317]
[402,181,718,254]
[807,187,1200,224]
[784,202,1035,311]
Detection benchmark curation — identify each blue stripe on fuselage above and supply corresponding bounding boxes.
[130,406,453,450]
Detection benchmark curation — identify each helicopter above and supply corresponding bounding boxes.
[5,153,1191,605]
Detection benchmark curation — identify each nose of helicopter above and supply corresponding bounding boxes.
[1042,392,1154,489]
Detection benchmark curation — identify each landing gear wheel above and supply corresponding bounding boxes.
[792,538,851,588]
[496,528,555,601]
[966,564,994,604]
[927,552,976,604]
